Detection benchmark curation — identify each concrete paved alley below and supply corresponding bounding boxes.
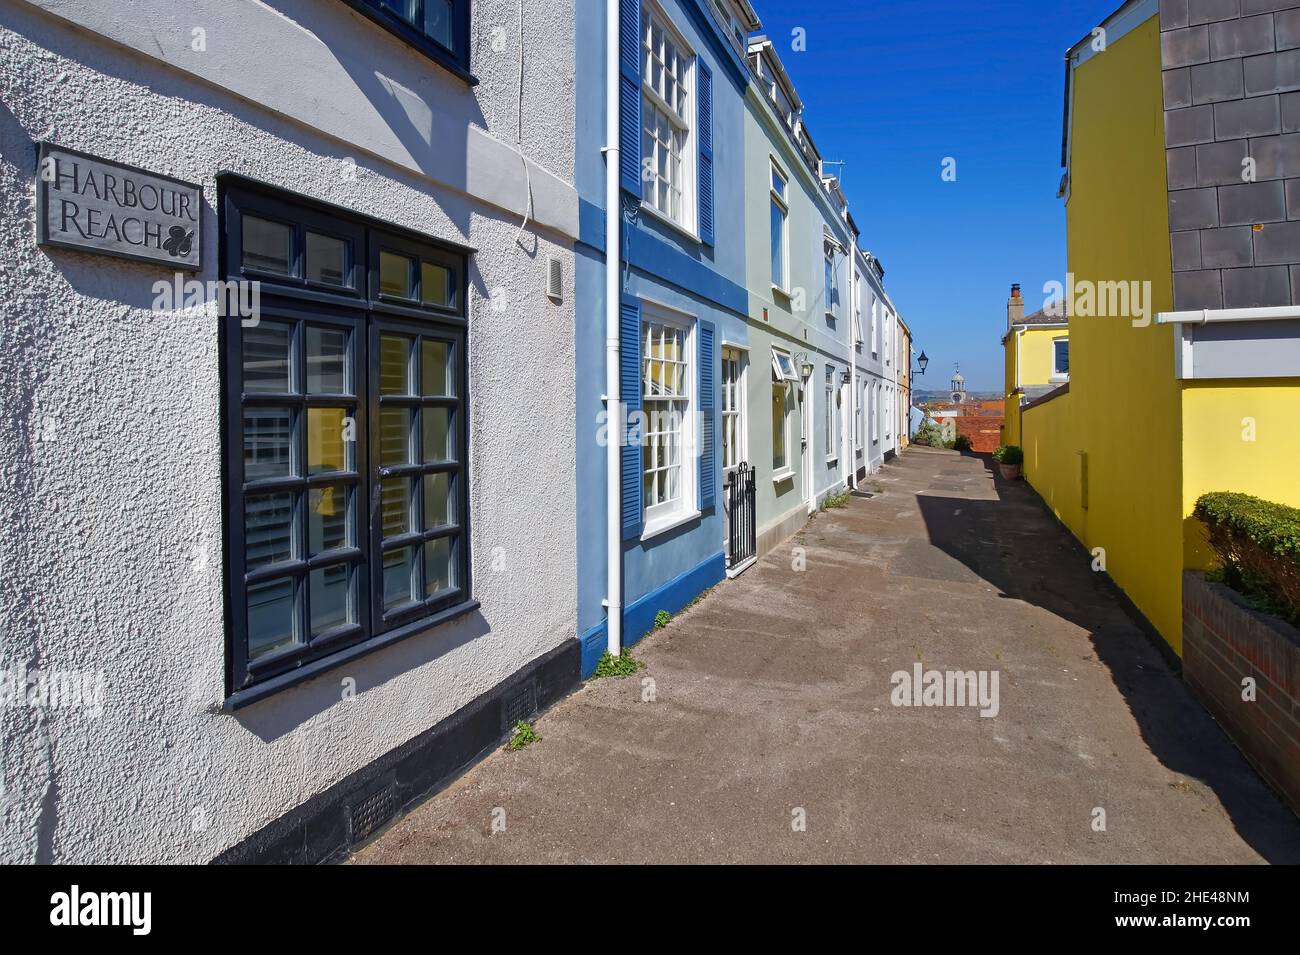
[354,448,1300,864]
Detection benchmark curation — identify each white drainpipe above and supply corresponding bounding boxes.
[1014,325,1026,440]
[603,0,622,658]
[847,248,857,488]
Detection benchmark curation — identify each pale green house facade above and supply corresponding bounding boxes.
[738,36,860,558]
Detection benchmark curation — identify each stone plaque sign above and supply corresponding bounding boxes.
[36,142,202,270]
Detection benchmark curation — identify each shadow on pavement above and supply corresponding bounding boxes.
[915,452,1300,864]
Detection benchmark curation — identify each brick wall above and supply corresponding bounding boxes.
[954,413,1005,453]
[1161,0,1300,309]
[1182,571,1300,816]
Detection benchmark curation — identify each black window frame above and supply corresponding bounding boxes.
[339,0,476,85]
[220,175,476,708]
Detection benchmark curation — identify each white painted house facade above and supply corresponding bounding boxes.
[0,0,579,863]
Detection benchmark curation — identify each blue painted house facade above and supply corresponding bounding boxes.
[575,0,758,674]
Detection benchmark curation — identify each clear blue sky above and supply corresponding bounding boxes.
[753,0,1119,392]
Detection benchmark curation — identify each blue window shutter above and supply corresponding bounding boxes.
[620,295,643,540]
[619,0,642,197]
[698,320,716,512]
[697,60,714,246]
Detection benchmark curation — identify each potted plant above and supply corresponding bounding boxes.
[992,445,1023,480]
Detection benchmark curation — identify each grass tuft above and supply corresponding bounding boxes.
[591,650,645,679]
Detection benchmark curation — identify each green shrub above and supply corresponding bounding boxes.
[1194,492,1300,627]
[912,421,944,447]
[953,434,972,452]
[993,445,1023,466]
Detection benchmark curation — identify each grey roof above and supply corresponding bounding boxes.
[1020,383,1061,403]
[1020,300,1069,326]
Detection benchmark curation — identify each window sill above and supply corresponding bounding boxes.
[640,201,700,244]
[641,508,702,542]
[223,598,481,711]
[771,468,796,485]
[825,456,838,466]
[771,284,792,301]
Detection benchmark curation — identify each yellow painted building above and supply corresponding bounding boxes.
[1001,285,1068,449]
[1020,3,1300,656]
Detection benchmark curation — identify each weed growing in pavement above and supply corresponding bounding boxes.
[822,490,851,510]
[507,720,540,750]
[592,650,645,679]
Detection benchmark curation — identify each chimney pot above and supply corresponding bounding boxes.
[1007,282,1026,329]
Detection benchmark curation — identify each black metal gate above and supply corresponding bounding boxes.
[724,463,756,571]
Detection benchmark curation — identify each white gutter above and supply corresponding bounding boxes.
[1156,306,1300,325]
[603,0,622,658]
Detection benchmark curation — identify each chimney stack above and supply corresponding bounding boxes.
[1007,283,1025,329]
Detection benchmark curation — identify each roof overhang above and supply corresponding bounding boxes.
[747,35,803,112]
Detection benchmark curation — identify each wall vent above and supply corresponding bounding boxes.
[349,782,397,843]
[503,681,537,732]
[546,257,563,302]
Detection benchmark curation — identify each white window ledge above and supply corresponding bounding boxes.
[771,468,796,484]
[640,200,699,244]
[641,508,702,542]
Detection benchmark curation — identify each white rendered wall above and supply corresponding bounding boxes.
[0,0,577,863]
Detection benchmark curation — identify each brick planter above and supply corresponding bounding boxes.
[1182,571,1300,818]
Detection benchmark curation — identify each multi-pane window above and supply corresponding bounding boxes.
[770,162,788,289]
[872,382,881,443]
[721,347,745,471]
[642,315,693,526]
[375,329,462,616]
[240,319,363,664]
[771,347,798,474]
[853,277,864,346]
[348,0,471,74]
[223,180,470,700]
[824,366,841,462]
[642,7,693,228]
[771,383,787,473]
[823,246,836,314]
[857,380,866,453]
[1053,338,1070,377]
[823,366,833,457]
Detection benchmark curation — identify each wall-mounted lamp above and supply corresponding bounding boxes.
[916,350,929,375]
[793,352,815,379]
[840,370,852,385]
